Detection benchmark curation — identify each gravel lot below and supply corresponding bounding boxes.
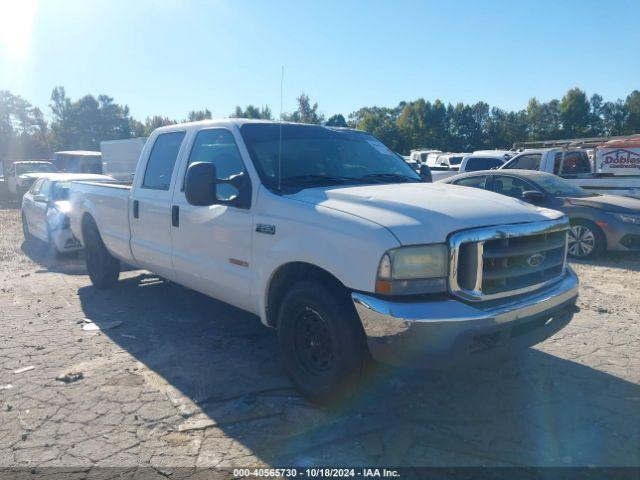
[1,204,639,473]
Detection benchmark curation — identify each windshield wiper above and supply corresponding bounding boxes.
[360,173,420,183]
[279,175,352,186]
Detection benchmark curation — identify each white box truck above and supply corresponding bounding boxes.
[101,138,147,182]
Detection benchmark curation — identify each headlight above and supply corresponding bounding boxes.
[375,244,448,295]
[612,212,640,225]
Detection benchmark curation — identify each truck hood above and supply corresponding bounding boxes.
[287,183,563,245]
[567,194,640,213]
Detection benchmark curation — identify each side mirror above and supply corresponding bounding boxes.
[522,190,546,204]
[184,162,248,207]
[33,194,48,203]
[419,164,433,183]
[185,162,217,206]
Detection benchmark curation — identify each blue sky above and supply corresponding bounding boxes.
[1,0,639,121]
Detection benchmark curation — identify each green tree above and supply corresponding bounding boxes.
[49,87,136,150]
[526,98,562,140]
[325,113,347,127]
[231,105,272,119]
[624,90,640,134]
[142,116,176,136]
[559,88,590,137]
[185,109,212,122]
[282,93,324,124]
[0,90,50,161]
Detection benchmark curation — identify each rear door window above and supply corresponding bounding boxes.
[560,151,591,176]
[452,176,487,189]
[142,132,186,190]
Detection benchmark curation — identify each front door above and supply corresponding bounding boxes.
[130,131,186,279]
[170,127,255,311]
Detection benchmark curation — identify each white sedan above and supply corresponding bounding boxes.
[21,173,115,253]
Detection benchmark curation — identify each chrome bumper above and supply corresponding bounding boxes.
[352,267,579,367]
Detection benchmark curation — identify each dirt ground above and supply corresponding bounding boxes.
[0,204,639,474]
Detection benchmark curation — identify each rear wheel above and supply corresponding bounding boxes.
[84,218,120,288]
[568,220,606,259]
[277,280,368,404]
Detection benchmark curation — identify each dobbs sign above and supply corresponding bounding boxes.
[597,140,640,175]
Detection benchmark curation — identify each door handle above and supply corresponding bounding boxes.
[172,205,179,227]
[133,200,139,219]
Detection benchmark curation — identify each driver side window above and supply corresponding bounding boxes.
[186,129,247,202]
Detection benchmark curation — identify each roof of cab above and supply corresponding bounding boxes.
[153,118,359,134]
[34,173,115,182]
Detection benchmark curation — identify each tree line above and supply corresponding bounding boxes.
[1,86,638,162]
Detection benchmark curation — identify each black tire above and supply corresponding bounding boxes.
[568,219,606,259]
[21,212,33,242]
[84,218,120,288]
[277,280,368,404]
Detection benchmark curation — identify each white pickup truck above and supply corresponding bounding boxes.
[70,120,579,401]
[502,145,640,199]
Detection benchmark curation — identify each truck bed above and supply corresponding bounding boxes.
[70,180,134,263]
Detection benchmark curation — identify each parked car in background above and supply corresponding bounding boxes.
[101,138,147,182]
[21,173,115,253]
[7,161,58,199]
[409,149,441,164]
[69,120,578,401]
[503,141,640,199]
[0,161,5,199]
[430,152,510,181]
[52,151,102,174]
[432,153,470,170]
[440,169,640,258]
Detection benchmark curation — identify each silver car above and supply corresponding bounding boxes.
[21,173,115,253]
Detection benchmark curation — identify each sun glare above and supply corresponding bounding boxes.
[0,0,38,59]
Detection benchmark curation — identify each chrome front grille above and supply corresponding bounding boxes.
[449,219,569,302]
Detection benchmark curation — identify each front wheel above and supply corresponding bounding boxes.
[21,212,33,242]
[277,280,368,404]
[567,220,606,259]
[84,219,120,288]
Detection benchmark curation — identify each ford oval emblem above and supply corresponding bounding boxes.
[526,253,546,267]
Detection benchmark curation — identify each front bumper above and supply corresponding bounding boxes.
[352,267,579,367]
[601,217,640,251]
[51,228,83,252]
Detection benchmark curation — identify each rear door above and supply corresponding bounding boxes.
[130,131,187,279]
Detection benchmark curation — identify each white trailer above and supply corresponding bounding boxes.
[100,138,147,182]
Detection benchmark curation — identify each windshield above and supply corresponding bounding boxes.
[535,174,593,198]
[16,163,57,175]
[449,156,463,165]
[52,181,71,200]
[240,124,420,192]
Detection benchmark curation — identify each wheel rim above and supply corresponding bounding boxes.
[293,307,334,375]
[568,225,595,257]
